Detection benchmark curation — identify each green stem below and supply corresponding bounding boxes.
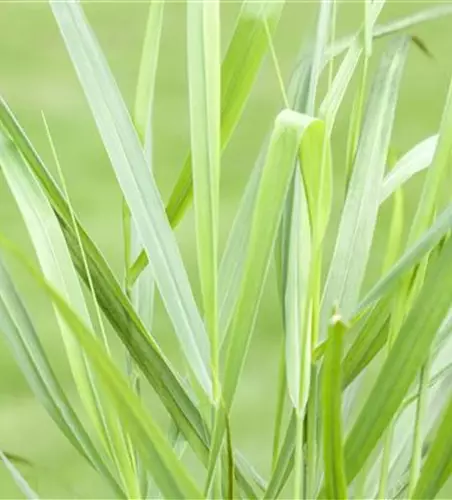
[294,415,304,500]
[306,366,318,499]
[407,356,431,497]
[272,340,287,471]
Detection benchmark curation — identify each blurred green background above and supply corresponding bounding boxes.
[1,1,452,497]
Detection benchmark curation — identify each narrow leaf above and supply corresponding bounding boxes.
[322,313,348,500]
[166,0,285,225]
[412,396,452,499]
[342,235,452,486]
[208,110,323,486]
[321,37,409,331]
[187,0,221,399]
[50,0,212,397]
[0,451,38,500]
[0,257,125,498]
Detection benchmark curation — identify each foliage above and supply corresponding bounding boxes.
[1,1,452,498]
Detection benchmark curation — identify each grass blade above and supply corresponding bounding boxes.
[408,76,452,244]
[412,396,452,499]
[341,235,452,486]
[321,37,409,331]
[0,126,139,495]
[322,312,348,500]
[380,136,437,203]
[166,0,285,226]
[0,450,38,499]
[133,0,164,145]
[0,244,203,500]
[0,97,259,495]
[358,203,452,313]
[0,257,125,498]
[328,5,452,61]
[187,0,221,401]
[50,0,212,397]
[208,110,323,488]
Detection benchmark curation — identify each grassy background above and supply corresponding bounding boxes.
[0,1,452,497]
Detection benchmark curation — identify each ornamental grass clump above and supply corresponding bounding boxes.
[1,1,452,498]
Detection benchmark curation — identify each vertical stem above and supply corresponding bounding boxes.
[294,415,305,500]
[407,356,431,497]
[306,365,318,499]
[272,340,287,471]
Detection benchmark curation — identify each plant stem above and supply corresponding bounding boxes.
[272,340,287,471]
[407,356,431,497]
[306,366,318,499]
[294,414,304,500]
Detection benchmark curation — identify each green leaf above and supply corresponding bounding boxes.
[166,0,285,226]
[133,0,164,145]
[412,396,452,499]
[321,37,409,331]
[49,0,212,397]
[380,136,437,203]
[0,97,259,496]
[358,202,452,313]
[0,126,139,495]
[208,110,323,488]
[329,5,452,60]
[0,244,203,500]
[0,450,38,500]
[129,2,164,493]
[322,313,348,500]
[48,299,202,500]
[220,47,312,341]
[342,234,452,486]
[342,301,390,389]
[187,0,221,400]
[408,76,452,244]
[319,39,362,132]
[284,179,312,414]
[0,257,125,498]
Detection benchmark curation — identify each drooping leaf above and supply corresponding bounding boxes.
[0,257,125,498]
[0,244,203,500]
[0,98,258,496]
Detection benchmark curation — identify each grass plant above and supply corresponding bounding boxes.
[1,1,452,498]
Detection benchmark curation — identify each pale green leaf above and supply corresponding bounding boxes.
[47,298,202,500]
[321,37,409,331]
[358,202,452,313]
[408,76,452,244]
[187,0,221,399]
[208,110,323,488]
[380,136,437,203]
[50,0,212,397]
[134,0,164,145]
[0,257,125,498]
[342,235,452,486]
[0,128,138,496]
[412,396,452,499]
[166,0,285,226]
[0,450,37,500]
[0,97,258,496]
